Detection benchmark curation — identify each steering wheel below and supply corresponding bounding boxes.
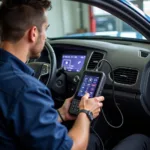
[28,40,57,89]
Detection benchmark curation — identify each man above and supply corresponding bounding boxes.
[0,0,150,150]
[0,0,104,150]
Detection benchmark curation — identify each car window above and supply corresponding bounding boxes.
[45,0,149,40]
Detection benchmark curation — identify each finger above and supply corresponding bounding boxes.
[92,102,103,109]
[91,103,102,113]
[88,96,104,102]
[66,95,75,102]
[93,108,102,116]
[95,96,105,102]
[68,97,74,102]
[82,93,90,100]
[99,102,103,107]
[95,107,101,113]
[93,112,100,118]
[71,94,75,99]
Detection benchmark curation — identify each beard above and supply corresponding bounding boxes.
[29,35,44,59]
[29,53,41,59]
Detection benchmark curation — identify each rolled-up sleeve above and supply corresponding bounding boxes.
[10,85,73,150]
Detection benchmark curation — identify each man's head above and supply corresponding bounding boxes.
[0,0,51,59]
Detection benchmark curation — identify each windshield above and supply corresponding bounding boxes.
[46,0,150,40]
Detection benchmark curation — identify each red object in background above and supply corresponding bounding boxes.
[89,6,96,32]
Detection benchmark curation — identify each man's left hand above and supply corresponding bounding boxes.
[58,96,76,122]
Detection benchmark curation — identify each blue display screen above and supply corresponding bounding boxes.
[61,55,86,72]
[77,75,100,98]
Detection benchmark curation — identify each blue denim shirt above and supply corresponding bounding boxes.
[0,48,73,150]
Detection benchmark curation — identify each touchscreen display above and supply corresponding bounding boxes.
[77,75,100,98]
[61,55,86,72]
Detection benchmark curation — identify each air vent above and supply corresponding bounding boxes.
[87,52,104,70]
[140,51,149,58]
[110,68,138,85]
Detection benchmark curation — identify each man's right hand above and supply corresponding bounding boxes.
[68,93,104,150]
[79,93,104,119]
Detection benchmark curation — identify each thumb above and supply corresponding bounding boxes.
[67,95,75,102]
[71,94,75,99]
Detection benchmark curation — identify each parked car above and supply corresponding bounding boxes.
[95,15,136,32]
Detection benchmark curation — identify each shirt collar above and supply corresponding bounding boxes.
[0,48,34,76]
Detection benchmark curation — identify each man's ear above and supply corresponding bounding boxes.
[28,26,38,43]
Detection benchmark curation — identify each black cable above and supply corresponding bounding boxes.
[93,59,124,129]
[89,59,124,150]
[90,126,104,150]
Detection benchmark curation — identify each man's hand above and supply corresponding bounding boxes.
[58,96,76,122]
[68,94,104,150]
[79,93,104,119]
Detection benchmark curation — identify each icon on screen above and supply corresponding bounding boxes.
[88,78,93,83]
[78,61,81,64]
[94,78,98,82]
[84,78,88,82]
[82,83,86,86]
[89,92,94,97]
[91,84,96,87]
[90,87,95,91]
[81,86,85,89]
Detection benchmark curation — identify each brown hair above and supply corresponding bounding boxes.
[0,0,51,42]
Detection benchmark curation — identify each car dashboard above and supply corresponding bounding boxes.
[49,40,150,119]
[38,40,146,116]
[50,40,148,89]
